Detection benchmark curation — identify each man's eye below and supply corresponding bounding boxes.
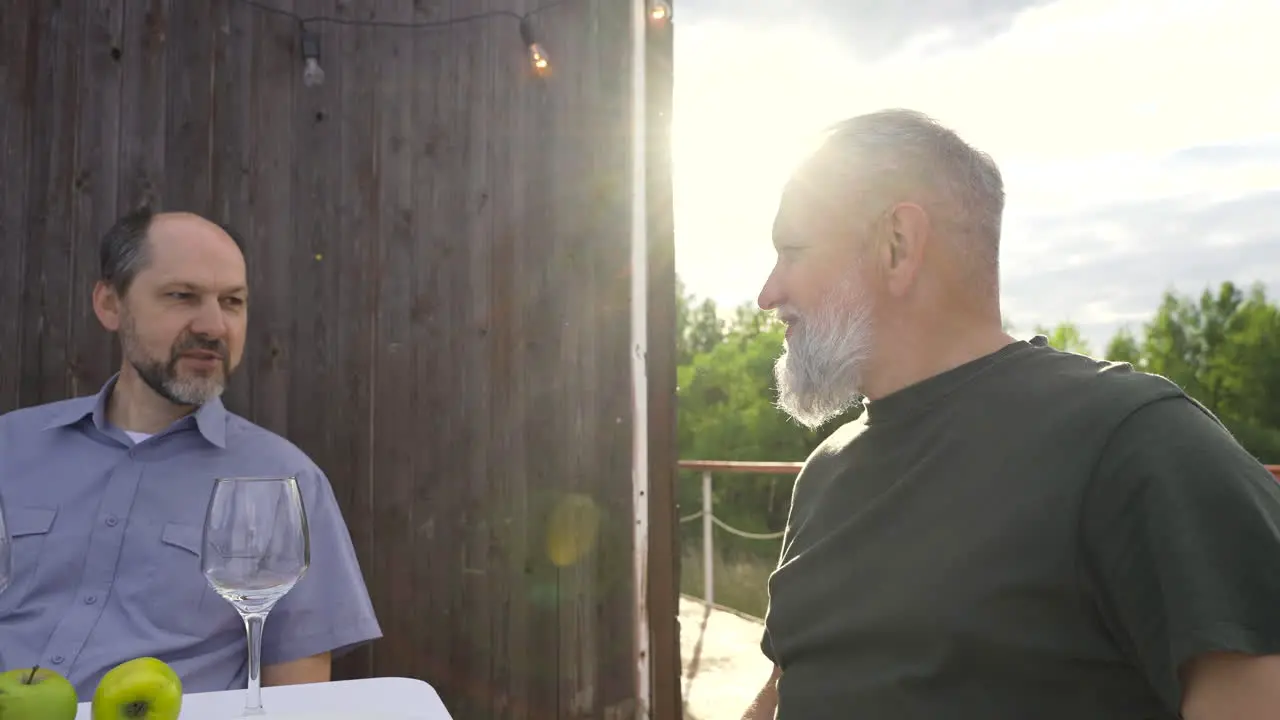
[169,292,193,300]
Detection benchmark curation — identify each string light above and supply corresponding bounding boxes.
[229,0,588,79]
[299,28,325,87]
[519,16,551,76]
[648,0,672,24]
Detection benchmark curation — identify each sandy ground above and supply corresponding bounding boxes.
[678,595,773,720]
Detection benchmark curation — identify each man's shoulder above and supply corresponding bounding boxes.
[1016,344,1187,411]
[0,395,95,436]
[221,410,324,476]
[790,415,867,494]
[810,415,868,458]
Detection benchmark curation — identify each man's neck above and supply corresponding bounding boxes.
[861,314,1017,402]
[107,369,196,435]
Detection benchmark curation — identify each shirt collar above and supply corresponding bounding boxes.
[43,373,228,448]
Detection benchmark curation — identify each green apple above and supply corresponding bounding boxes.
[91,657,182,720]
[0,664,79,720]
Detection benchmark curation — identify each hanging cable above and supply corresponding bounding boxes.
[229,0,585,78]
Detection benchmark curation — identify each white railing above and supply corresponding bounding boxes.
[676,461,1280,611]
[677,459,803,610]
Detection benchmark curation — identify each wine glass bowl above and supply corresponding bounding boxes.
[0,493,11,597]
[202,476,310,715]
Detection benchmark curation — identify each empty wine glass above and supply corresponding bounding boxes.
[202,477,310,716]
[0,492,11,596]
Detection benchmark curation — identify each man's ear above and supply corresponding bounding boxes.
[880,202,930,297]
[93,281,122,332]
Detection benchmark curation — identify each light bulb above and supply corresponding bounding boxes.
[299,27,324,87]
[648,0,671,22]
[519,17,551,77]
[303,57,325,87]
[528,43,550,75]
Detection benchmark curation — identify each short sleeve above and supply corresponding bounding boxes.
[1080,395,1280,712]
[261,464,382,665]
[761,468,813,667]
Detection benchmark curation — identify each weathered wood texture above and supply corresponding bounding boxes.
[0,0,679,717]
[644,4,682,719]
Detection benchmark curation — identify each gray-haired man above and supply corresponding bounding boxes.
[744,109,1280,719]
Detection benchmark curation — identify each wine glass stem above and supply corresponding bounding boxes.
[242,611,269,715]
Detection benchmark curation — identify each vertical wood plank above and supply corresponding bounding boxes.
[163,0,216,215]
[517,2,565,712]
[245,0,296,433]
[551,3,604,714]
[0,0,34,410]
[21,2,83,406]
[644,2,682,716]
[330,0,380,682]
[287,0,353,678]
[117,0,169,212]
[482,4,534,716]
[45,1,86,402]
[454,2,495,715]
[367,0,419,683]
[210,0,256,416]
[66,0,125,399]
[458,1,499,716]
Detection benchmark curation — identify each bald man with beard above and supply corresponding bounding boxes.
[741,109,1280,720]
[0,208,381,700]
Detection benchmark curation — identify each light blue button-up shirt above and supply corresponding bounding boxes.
[0,376,382,700]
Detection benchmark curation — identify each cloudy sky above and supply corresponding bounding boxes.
[671,0,1280,352]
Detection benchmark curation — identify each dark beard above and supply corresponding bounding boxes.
[123,324,232,407]
[131,354,192,406]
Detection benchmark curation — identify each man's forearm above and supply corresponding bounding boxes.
[263,652,331,686]
[741,691,778,720]
[742,665,781,719]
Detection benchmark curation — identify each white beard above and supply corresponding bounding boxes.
[773,277,875,429]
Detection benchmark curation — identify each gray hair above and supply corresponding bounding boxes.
[802,109,1005,288]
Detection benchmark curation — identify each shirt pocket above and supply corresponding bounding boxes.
[0,506,57,613]
[138,521,236,636]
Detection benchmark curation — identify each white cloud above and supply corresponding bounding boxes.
[672,0,1280,350]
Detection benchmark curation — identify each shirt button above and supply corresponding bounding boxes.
[105,516,119,527]
[51,655,65,664]
[85,595,97,605]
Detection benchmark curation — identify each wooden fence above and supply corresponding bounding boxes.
[0,1,679,717]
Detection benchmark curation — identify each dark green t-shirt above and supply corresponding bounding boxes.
[762,336,1280,719]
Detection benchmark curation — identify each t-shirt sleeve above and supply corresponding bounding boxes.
[761,465,814,666]
[1080,394,1280,712]
[261,464,383,666]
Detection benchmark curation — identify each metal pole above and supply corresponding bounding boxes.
[702,470,713,609]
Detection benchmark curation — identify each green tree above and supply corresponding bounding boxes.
[1034,321,1093,356]
[1105,327,1142,365]
[1130,281,1280,462]
[676,277,724,365]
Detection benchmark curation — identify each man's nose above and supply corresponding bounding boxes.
[758,265,784,311]
[190,298,229,337]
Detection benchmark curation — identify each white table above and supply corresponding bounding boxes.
[75,676,452,719]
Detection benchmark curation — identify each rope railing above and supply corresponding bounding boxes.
[677,460,802,610]
[678,460,1280,611]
